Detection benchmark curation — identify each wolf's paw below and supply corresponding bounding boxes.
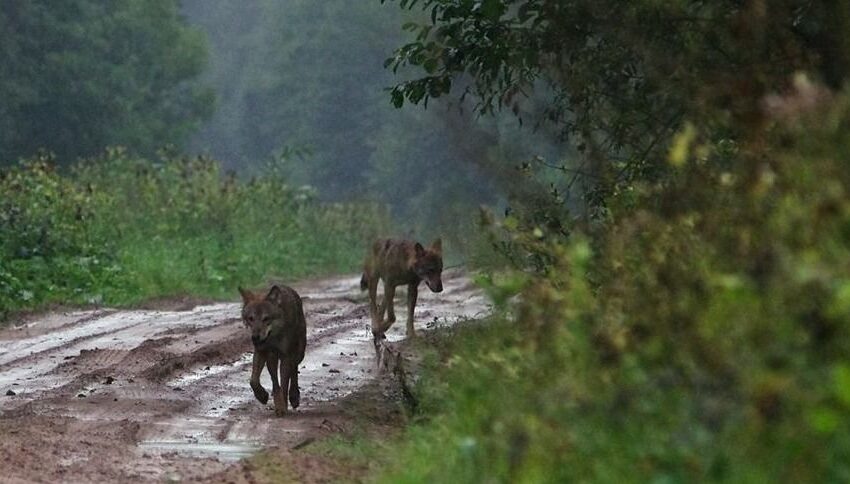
[252,386,269,405]
[372,331,386,344]
[274,406,288,417]
[289,387,301,409]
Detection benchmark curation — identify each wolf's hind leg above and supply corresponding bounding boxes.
[381,283,397,333]
[250,351,269,404]
[369,275,382,331]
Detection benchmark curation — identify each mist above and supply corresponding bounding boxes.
[179,0,562,236]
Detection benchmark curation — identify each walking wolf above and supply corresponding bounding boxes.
[239,285,307,416]
[361,238,443,340]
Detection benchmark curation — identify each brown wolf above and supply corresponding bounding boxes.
[238,285,307,417]
[361,238,443,339]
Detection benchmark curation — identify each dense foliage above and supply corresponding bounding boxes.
[365,1,850,482]
[383,0,849,202]
[0,151,387,318]
[380,84,850,481]
[0,0,213,164]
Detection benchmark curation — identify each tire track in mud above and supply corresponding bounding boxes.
[0,270,490,482]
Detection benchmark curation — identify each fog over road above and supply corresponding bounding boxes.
[0,270,489,482]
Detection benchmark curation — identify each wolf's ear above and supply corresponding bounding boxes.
[266,285,285,305]
[414,242,426,257]
[430,238,442,255]
[238,287,255,305]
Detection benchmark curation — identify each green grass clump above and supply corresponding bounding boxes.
[0,149,387,318]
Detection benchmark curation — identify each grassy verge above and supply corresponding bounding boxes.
[360,319,551,484]
[0,150,388,319]
[262,319,534,483]
[297,304,850,483]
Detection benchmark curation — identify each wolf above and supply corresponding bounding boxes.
[238,285,307,417]
[361,238,443,340]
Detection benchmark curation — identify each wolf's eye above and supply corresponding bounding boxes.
[262,316,271,323]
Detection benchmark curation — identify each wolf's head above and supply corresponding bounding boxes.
[412,238,443,293]
[239,286,286,347]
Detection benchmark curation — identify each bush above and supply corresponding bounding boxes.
[0,149,388,319]
[378,83,850,482]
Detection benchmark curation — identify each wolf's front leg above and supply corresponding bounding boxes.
[250,351,269,404]
[266,354,286,416]
[368,275,382,331]
[287,361,300,409]
[281,360,296,413]
[406,282,418,337]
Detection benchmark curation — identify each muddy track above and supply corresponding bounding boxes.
[0,270,488,483]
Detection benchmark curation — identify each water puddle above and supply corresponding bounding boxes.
[137,440,260,461]
[137,417,266,462]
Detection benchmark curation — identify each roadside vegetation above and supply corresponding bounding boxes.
[0,150,387,319]
[329,1,850,482]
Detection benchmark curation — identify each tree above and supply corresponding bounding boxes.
[0,0,213,164]
[382,0,848,201]
[181,0,542,230]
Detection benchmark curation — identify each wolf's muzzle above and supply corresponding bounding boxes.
[426,279,443,293]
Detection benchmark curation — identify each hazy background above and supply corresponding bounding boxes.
[179,0,562,238]
[0,0,566,245]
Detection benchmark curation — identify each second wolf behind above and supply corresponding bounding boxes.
[361,238,443,340]
[239,284,307,417]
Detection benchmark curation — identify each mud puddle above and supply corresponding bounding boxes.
[0,269,488,482]
[137,440,260,461]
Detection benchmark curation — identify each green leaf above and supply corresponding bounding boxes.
[834,364,850,407]
[424,58,439,74]
[807,407,841,434]
[668,123,697,167]
[391,89,405,109]
[480,0,505,20]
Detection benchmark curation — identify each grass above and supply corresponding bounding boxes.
[267,319,535,483]
[0,150,388,319]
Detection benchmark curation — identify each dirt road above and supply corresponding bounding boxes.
[0,270,488,483]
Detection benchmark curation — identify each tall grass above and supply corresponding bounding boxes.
[0,149,388,318]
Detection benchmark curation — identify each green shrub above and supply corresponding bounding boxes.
[378,84,850,483]
[0,149,388,318]
[0,153,116,313]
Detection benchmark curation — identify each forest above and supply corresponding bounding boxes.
[2,0,850,482]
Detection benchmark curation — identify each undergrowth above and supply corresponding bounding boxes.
[0,149,388,319]
[355,84,850,483]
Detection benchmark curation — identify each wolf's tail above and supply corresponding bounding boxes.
[360,273,368,291]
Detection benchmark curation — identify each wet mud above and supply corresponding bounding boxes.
[0,270,488,482]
